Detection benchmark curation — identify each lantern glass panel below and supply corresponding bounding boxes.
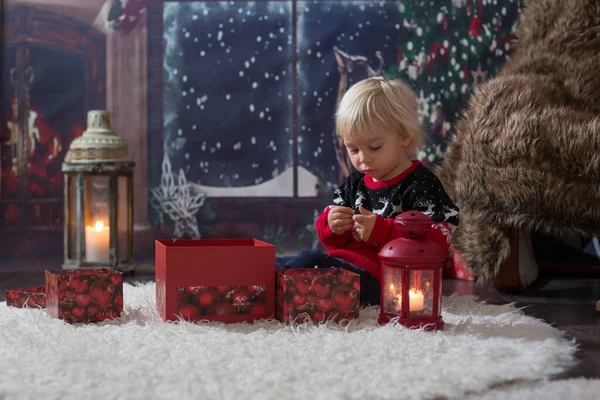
[408,269,434,317]
[67,175,77,259]
[84,175,110,264]
[117,175,130,262]
[382,266,403,314]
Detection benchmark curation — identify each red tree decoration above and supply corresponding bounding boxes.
[107,0,150,34]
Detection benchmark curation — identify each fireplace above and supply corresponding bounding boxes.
[0,5,106,255]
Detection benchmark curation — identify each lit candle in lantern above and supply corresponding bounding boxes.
[377,211,445,329]
[85,221,110,263]
[396,288,425,312]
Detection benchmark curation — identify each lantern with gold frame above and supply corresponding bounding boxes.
[62,110,135,271]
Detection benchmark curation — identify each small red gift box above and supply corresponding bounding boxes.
[45,268,124,324]
[6,286,46,308]
[155,238,275,323]
[276,268,360,323]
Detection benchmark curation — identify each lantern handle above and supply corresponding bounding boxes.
[394,211,432,240]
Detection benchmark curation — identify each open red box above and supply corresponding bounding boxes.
[155,238,275,323]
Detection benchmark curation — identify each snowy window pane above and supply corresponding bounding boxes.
[163,2,293,197]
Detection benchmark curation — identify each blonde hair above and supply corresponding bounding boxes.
[335,76,424,150]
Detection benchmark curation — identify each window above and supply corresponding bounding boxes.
[151,1,405,198]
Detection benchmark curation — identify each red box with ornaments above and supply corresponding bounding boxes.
[276,268,360,323]
[6,286,46,308]
[45,268,123,324]
[155,238,276,323]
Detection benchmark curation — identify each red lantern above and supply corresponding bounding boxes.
[378,211,447,330]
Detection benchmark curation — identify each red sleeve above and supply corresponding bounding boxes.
[366,215,400,248]
[315,207,352,250]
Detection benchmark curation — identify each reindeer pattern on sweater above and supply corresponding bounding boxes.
[332,161,459,243]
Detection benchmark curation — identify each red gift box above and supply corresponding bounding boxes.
[45,268,124,324]
[155,238,275,323]
[276,268,360,323]
[6,286,46,308]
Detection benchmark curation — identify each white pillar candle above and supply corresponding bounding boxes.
[85,221,110,263]
[396,289,425,312]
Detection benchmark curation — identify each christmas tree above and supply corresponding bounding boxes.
[387,0,523,167]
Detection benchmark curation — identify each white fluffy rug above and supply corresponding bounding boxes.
[0,282,580,400]
[466,377,600,399]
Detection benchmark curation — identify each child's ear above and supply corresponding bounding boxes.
[400,135,412,147]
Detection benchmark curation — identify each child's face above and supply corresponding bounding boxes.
[341,130,412,182]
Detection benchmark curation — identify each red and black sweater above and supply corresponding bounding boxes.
[316,161,459,281]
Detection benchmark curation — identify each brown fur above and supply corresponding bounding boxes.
[437,0,600,283]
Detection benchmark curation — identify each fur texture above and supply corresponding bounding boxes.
[438,0,600,282]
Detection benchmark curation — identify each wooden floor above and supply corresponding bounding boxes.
[1,256,598,380]
[446,276,600,379]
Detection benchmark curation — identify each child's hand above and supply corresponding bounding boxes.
[353,205,377,241]
[327,206,354,235]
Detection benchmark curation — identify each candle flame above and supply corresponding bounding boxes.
[390,284,394,290]
[95,221,104,231]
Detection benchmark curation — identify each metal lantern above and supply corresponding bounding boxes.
[62,110,135,272]
[378,211,446,330]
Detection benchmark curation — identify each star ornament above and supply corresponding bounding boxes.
[471,63,488,84]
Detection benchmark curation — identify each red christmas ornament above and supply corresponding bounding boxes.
[469,17,482,38]
[123,0,147,16]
